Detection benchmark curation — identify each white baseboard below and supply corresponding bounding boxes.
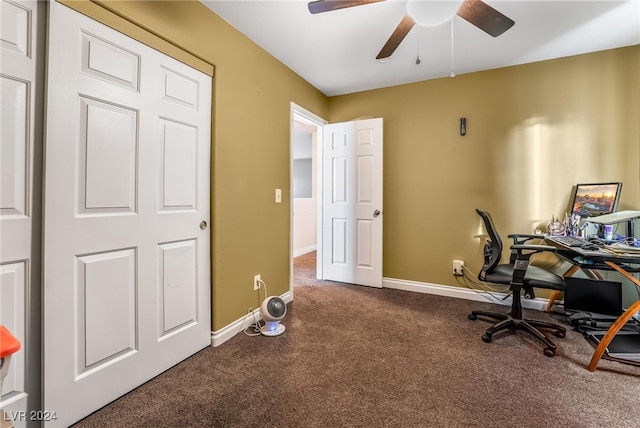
[293,244,316,258]
[211,279,552,347]
[210,290,293,347]
[382,277,550,312]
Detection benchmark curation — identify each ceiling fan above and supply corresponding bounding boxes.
[308,0,515,60]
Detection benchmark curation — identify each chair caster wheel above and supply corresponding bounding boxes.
[469,313,477,320]
[482,334,492,343]
[554,331,566,338]
[543,347,556,357]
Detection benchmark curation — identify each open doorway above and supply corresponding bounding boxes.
[290,104,326,294]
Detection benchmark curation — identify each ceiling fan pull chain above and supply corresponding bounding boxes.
[416,26,421,65]
[450,18,456,78]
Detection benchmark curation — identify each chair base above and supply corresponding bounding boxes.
[469,309,566,357]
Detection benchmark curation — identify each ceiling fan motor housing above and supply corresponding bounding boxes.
[407,0,463,27]
[308,1,516,60]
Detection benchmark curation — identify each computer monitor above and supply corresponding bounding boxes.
[564,277,622,316]
[570,182,622,218]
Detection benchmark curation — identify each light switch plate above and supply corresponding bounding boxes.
[275,188,282,203]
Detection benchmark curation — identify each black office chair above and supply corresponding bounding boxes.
[469,209,567,357]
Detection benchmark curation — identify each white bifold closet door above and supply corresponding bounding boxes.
[43,2,212,426]
[1,1,42,426]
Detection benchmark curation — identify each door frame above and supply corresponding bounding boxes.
[289,103,327,295]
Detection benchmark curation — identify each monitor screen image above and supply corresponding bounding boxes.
[570,182,622,218]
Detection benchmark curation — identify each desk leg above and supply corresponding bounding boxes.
[546,265,580,313]
[545,292,561,313]
[588,261,640,372]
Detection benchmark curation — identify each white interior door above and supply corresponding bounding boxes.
[1,1,41,426]
[43,3,211,426]
[322,118,383,287]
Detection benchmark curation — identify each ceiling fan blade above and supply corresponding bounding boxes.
[376,14,415,60]
[308,0,384,15]
[456,0,515,37]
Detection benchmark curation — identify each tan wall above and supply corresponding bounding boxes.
[329,46,640,287]
[63,0,330,329]
[57,1,639,329]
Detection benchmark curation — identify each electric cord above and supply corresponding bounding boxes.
[460,264,512,305]
[615,222,622,236]
[608,236,640,247]
[238,307,262,337]
[573,315,640,334]
[461,264,508,292]
[257,279,268,301]
[239,279,271,337]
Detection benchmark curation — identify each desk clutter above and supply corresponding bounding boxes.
[547,234,640,256]
[559,278,640,366]
[546,209,640,257]
[544,234,640,370]
[543,192,640,370]
[472,184,640,370]
[566,311,640,366]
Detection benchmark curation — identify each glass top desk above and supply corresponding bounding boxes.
[545,235,640,371]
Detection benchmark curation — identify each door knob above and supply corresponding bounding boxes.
[200,221,208,230]
[373,210,381,218]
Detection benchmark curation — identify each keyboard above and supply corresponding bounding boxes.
[549,235,588,247]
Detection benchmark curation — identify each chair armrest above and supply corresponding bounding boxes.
[507,235,548,264]
[507,233,545,245]
[510,244,557,263]
[511,244,557,253]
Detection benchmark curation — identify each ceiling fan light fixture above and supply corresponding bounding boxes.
[407,0,463,27]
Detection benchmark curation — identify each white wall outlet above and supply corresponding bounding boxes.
[253,274,261,291]
[453,260,464,276]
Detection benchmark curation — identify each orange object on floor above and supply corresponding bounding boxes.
[1,326,21,428]
[0,326,20,359]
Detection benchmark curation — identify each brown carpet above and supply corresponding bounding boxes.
[73,251,640,427]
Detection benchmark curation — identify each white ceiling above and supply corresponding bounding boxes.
[201,0,640,96]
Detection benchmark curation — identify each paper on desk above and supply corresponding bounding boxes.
[604,244,640,256]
